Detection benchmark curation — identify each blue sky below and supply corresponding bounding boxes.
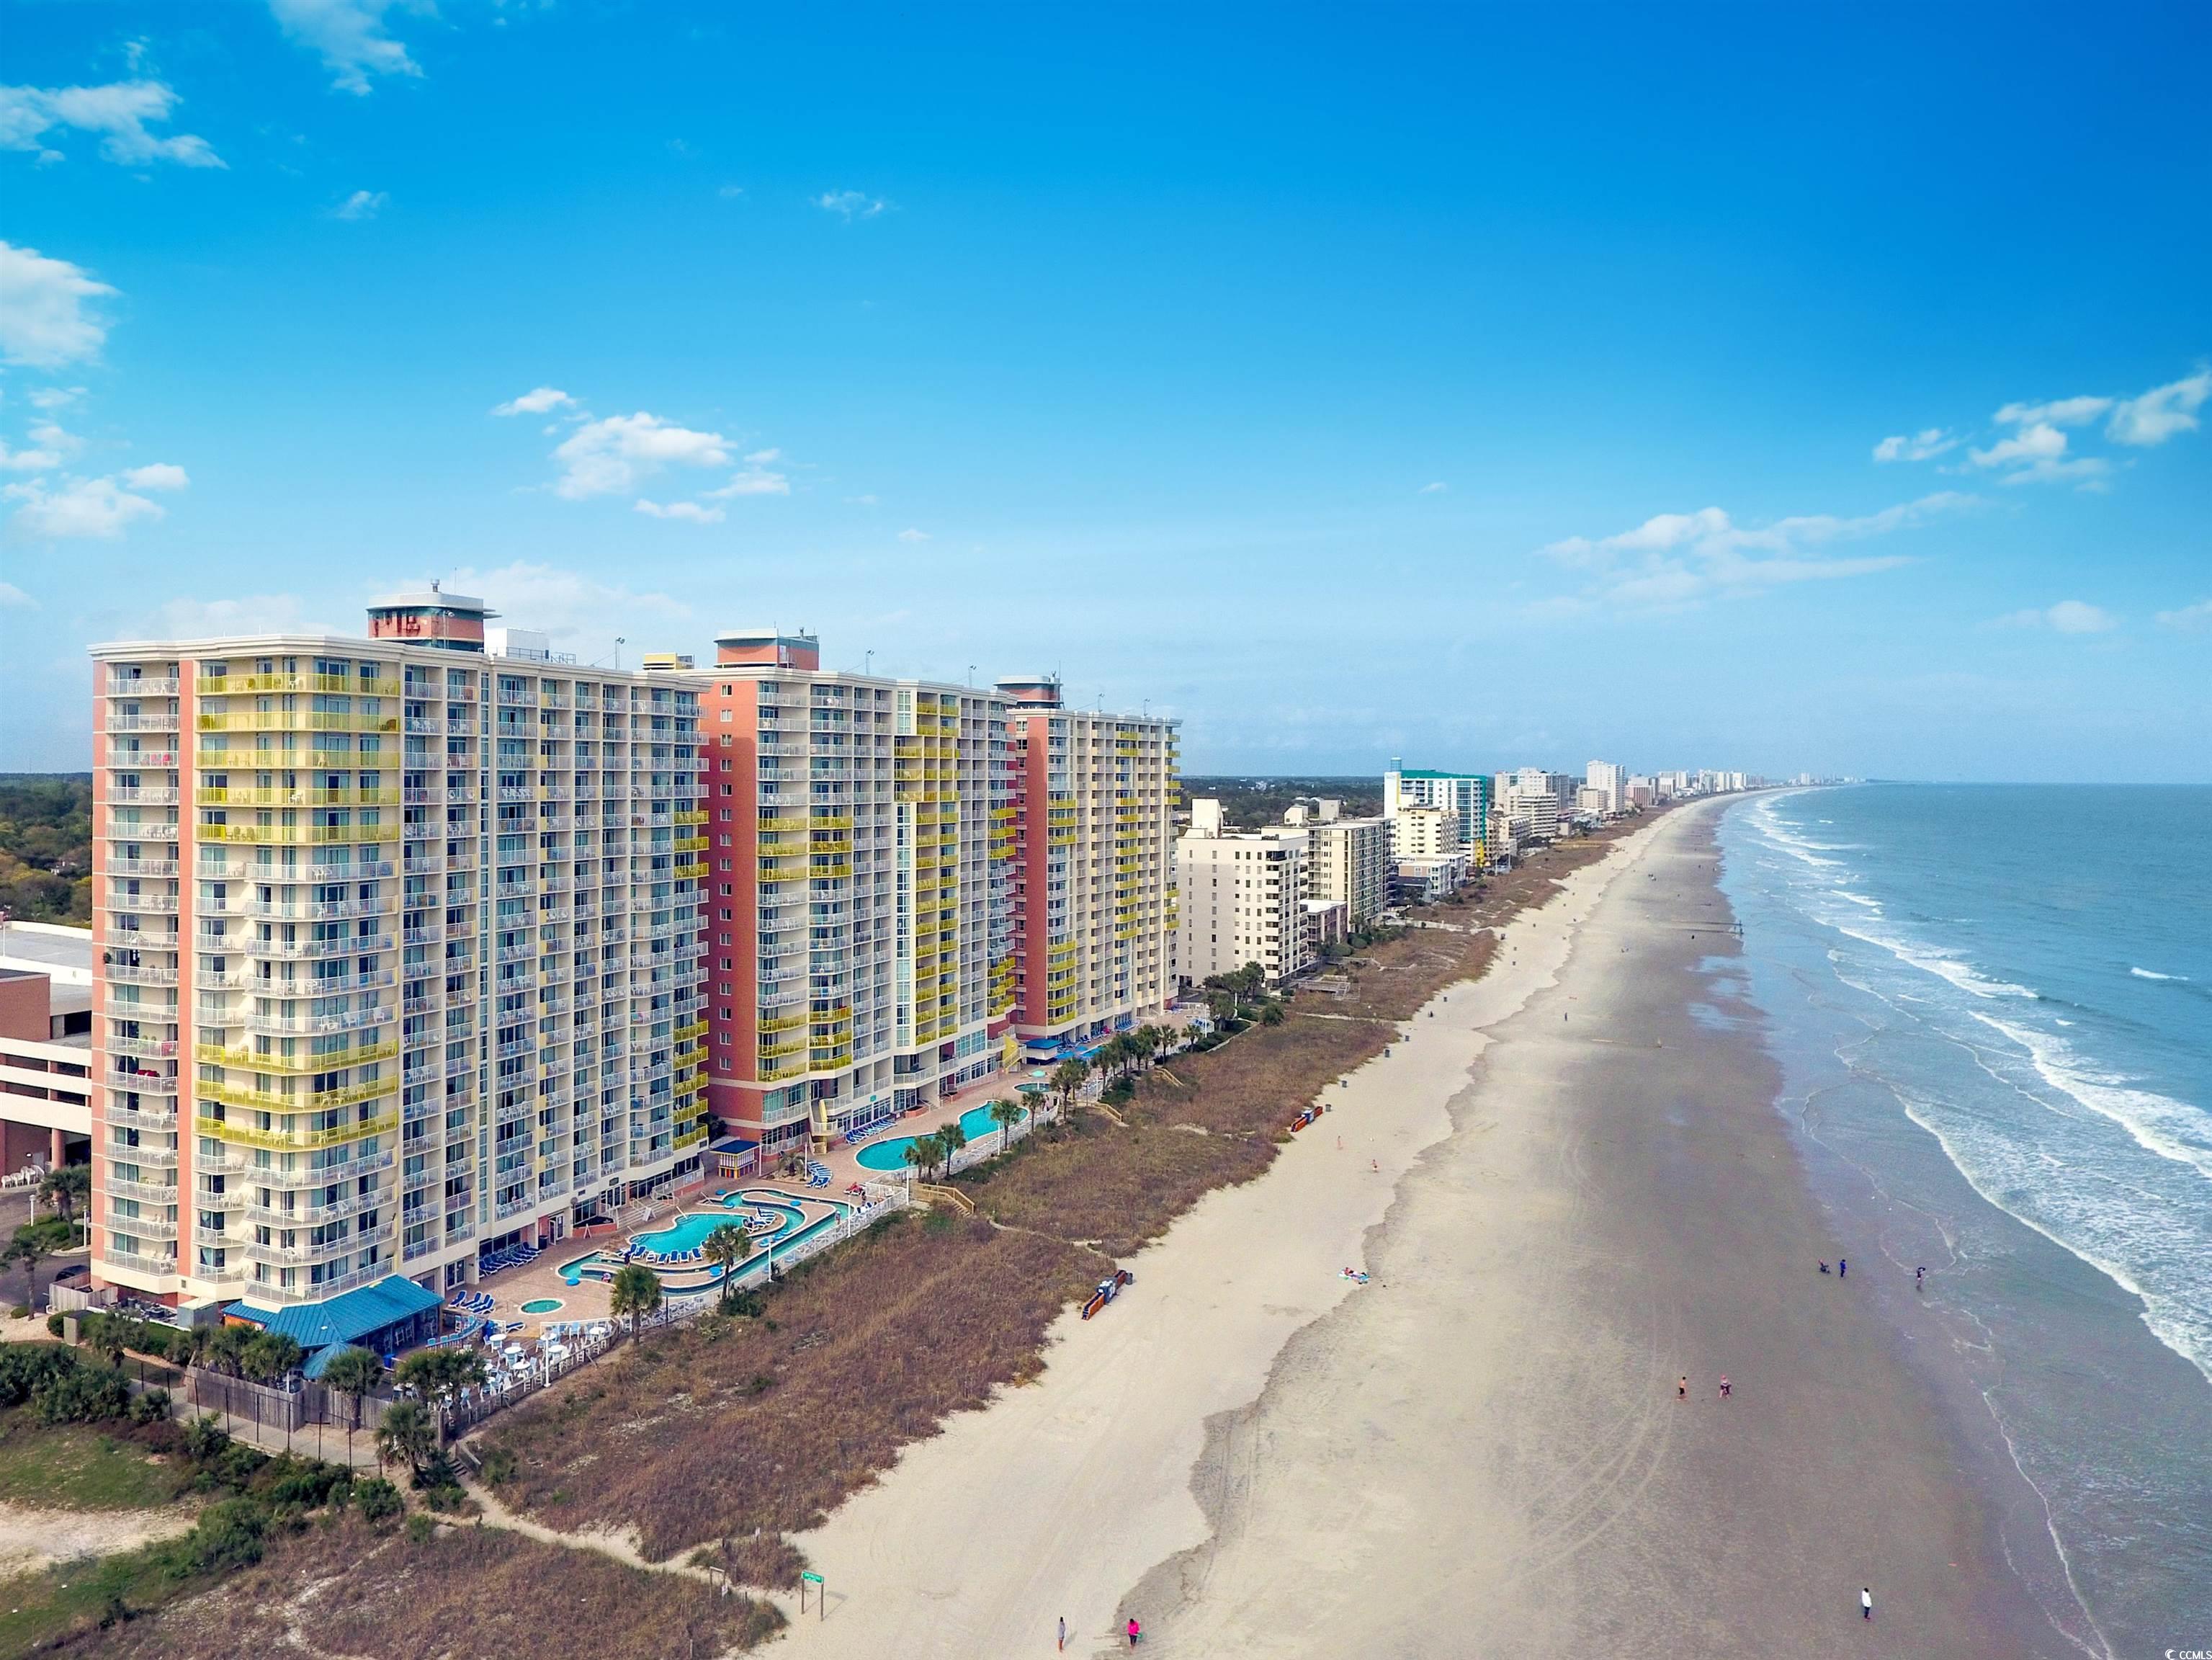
[1,1,2206,781]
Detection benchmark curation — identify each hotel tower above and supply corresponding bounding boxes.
[998,677,1179,1066]
[694,633,1016,1164]
[88,589,709,1313]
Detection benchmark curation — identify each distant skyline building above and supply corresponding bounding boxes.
[1382,767,1493,868]
[1177,808,1310,985]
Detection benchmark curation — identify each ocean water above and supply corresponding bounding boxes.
[1719,785,2212,1657]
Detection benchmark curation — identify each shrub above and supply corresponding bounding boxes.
[166,1496,268,1579]
[130,1385,172,1424]
[477,1444,517,1486]
[353,1476,403,1522]
[35,1357,132,1424]
[0,1340,77,1406]
[45,1311,63,1337]
[405,1512,436,1544]
[10,1303,27,1319]
[182,1413,231,1463]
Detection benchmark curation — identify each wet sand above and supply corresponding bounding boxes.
[1123,803,2048,1656]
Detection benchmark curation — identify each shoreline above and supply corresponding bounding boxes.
[772,810,1664,1655]
[1117,800,2052,1656]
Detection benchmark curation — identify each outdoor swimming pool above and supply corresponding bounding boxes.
[558,1188,853,1288]
[519,1298,563,1315]
[854,1102,1024,1171]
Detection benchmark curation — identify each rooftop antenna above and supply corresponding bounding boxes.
[614,636,625,671]
[864,650,874,677]
[967,664,975,687]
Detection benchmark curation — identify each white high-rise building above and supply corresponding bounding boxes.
[1585,760,1625,815]
[1176,807,1312,985]
[87,589,709,1323]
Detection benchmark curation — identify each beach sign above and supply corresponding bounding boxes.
[800,1570,825,1620]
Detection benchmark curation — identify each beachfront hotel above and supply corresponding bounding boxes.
[692,633,1014,1166]
[1176,800,1314,985]
[998,676,1181,1070]
[85,589,709,1316]
[1383,767,1493,869]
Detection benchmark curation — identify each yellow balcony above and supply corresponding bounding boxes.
[758,1010,806,1034]
[199,823,392,846]
[193,1110,400,1151]
[197,712,400,734]
[194,1039,399,1074]
[675,809,709,825]
[197,787,400,808]
[200,1074,398,1115]
[758,1035,807,1061]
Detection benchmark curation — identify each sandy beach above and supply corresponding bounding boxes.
[779,802,2047,1657]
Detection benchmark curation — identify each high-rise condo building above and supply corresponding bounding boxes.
[87,590,709,1316]
[1177,806,1310,985]
[998,677,1181,1068]
[1383,768,1493,868]
[1304,816,1390,928]
[1585,760,1625,814]
[694,633,1014,1164]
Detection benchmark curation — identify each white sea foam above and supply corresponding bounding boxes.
[2130,967,2186,982]
[1969,1012,2212,1186]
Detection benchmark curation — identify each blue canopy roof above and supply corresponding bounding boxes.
[227,1274,443,1356]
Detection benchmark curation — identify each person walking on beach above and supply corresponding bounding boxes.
[1917,1264,1926,1288]
[1840,1257,1848,1278]
[1862,1587,1873,1620]
[1678,1375,1688,1399]
[1719,1375,1730,1398]
[1128,1615,1142,1646]
[1058,1615,1067,1651]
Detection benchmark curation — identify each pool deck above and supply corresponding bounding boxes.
[434,1025,1188,1348]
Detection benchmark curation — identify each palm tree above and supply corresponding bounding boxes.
[375,1398,436,1481]
[395,1347,484,1442]
[3,1225,50,1311]
[243,1331,306,1450]
[987,1097,1025,1154]
[1050,1059,1088,1118]
[901,1139,931,1186]
[37,1166,89,1233]
[609,1262,663,1342]
[319,1346,383,1468]
[703,1223,751,1309]
[936,1119,967,1174]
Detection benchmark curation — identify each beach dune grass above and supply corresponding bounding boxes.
[71,1512,784,1660]
[481,1214,1098,1573]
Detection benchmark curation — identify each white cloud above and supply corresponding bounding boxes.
[492,386,575,416]
[703,468,789,499]
[5,467,187,539]
[1967,421,2110,486]
[897,527,931,543]
[0,581,34,608]
[267,0,421,95]
[718,184,745,200]
[0,242,116,368]
[1993,395,2113,429]
[743,447,781,465]
[1419,481,1448,494]
[1871,428,1956,463]
[1538,492,1972,614]
[27,421,81,458]
[1994,600,2118,634]
[815,189,888,220]
[550,412,730,499]
[0,438,65,472]
[27,386,85,411]
[2154,598,2212,632]
[441,561,690,659]
[0,79,223,167]
[150,592,322,636]
[635,498,724,524]
[331,188,388,220]
[2107,370,2211,447]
